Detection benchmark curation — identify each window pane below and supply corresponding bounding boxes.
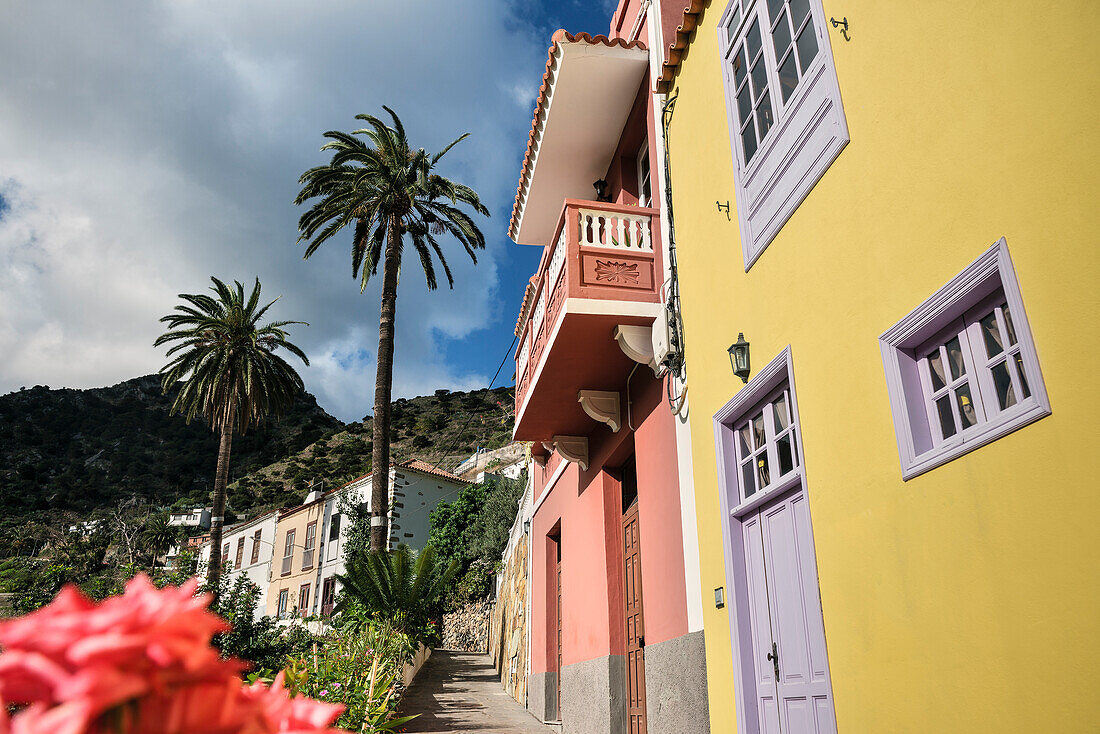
[738,424,752,455]
[927,351,947,391]
[772,10,792,57]
[980,312,1005,358]
[778,51,799,102]
[936,396,957,439]
[756,91,775,140]
[773,393,789,431]
[790,0,811,26]
[741,460,756,498]
[767,0,786,24]
[747,19,762,58]
[991,360,1018,410]
[752,412,767,448]
[956,383,977,429]
[777,433,795,476]
[1002,304,1018,345]
[1013,353,1031,399]
[732,46,748,87]
[726,7,742,44]
[946,336,966,380]
[751,57,769,97]
[741,123,758,162]
[737,85,753,125]
[756,453,771,488]
[796,21,819,73]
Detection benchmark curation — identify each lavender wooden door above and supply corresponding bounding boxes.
[743,489,836,734]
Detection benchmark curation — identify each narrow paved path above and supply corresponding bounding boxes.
[398,650,552,733]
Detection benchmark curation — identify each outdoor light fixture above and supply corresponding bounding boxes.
[523,519,531,534]
[714,586,725,608]
[728,333,751,383]
[593,179,610,202]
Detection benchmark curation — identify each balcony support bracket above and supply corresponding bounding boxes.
[551,435,589,471]
[613,324,660,376]
[578,390,621,432]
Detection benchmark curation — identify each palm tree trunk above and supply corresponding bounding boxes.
[370,217,402,552]
[206,402,237,591]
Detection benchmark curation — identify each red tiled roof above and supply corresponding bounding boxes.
[398,459,465,484]
[514,275,538,338]
[338,459,465,489]
[656,1,705,93]
[508,30,648,242]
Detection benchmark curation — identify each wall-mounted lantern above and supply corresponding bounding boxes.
[523,519,531,534]
[728,333,751,383]
[714,586,725,608]
[593,179,611,203]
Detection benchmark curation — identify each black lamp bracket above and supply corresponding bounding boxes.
[830,16,850,42]
[716,201,731,220]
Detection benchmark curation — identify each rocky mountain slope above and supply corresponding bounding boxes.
[0,377,514,529]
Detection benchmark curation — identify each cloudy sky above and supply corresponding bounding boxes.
[0,0,617,422]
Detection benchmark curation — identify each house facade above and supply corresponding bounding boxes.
[314,461,466,618]
[265,489,331,621]
[659,1,1099,732]
[508,2,709,732]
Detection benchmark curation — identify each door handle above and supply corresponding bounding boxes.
[766,642,780,681]
[638,635,645,648]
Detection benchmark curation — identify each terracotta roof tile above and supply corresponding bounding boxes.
[398,459,465,484]
[509,31,648,242]
[656,1,706,93]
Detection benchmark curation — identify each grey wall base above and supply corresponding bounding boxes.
[561,654,626,734]
[527,670,558,722]
[642,630,711,733]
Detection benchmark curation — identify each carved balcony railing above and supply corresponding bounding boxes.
[513,199,661,433]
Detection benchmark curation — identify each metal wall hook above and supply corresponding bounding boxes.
[830,16,850,42]
[716,201,731,220]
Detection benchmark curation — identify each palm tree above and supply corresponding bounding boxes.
[295,107,488,552]
[154,277,309,589]
[141,513,176,569]
[335,543,459,634]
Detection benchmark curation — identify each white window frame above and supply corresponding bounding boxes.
[879,238,1051,479]
[717,0,849,270]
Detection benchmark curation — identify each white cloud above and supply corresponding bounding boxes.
[0,0,547,421]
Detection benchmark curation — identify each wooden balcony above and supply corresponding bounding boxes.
[513,199,663,443]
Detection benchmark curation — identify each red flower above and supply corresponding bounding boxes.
[0,576,347,734]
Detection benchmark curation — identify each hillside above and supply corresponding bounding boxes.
[0,378,515,528]
[226,387,514,515]
[0,376,341,529]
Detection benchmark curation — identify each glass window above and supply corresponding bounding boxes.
[916,292,1036,449]
[718,0,848,268]
[732,385,801,502]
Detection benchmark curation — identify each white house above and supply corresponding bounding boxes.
[311,460,466,617]
[167,507,211,529]
[196,510,278,616]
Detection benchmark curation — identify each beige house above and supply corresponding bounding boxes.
[264,488,332,620]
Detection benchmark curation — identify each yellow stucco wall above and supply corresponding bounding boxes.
[666,1,1100,731]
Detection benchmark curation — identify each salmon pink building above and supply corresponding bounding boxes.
[509,2,708,732]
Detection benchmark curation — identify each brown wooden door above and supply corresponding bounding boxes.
[623,500,648,734]
[555,538,563,719]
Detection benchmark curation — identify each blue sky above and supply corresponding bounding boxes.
[0,0,620,422]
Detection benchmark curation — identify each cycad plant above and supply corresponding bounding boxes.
[295,108,488,551]
[335,543,459,642]
[154,277,309,588]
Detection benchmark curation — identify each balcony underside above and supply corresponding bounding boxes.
[513,302,660,442]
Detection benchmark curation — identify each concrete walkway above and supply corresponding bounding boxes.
[398,650,552,733]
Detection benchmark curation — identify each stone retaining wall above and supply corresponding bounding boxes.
[489,534,528,707]
[442,599,491,652]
